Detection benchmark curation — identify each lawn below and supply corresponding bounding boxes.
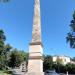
[0,71,11,75]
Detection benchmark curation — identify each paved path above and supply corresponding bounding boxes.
[12,69,26,75]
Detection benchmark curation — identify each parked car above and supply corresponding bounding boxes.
[45,70,59,75]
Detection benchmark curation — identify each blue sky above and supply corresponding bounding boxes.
[0,0,75,57]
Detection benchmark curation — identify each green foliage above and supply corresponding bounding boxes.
[43,55,75,74]
[0,29,6,70]
[43,55,53,71]
[52,63,67,73]
[66,11,75,48]
[8,49,28,68]
[0,29,6,55]
[0,29,12,70]
[0,29,28,70]
[66,63,75,74]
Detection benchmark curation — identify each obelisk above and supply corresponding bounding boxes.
[27,0,44,75]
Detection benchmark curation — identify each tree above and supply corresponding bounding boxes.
[4,44,12,67]
[43,55,53,71]
[0,29,12,70]
[52,62,67,73]
[66,11,75,48]
[0,29,6,69]
[0,29,28,69]
[0,29,6,55]
[66,63,75,74]
[8,49,28,68]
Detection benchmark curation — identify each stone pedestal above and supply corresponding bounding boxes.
[26,72,44,75]
[26,44,44,75]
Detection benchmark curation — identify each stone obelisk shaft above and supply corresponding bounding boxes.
[31,0,42,44]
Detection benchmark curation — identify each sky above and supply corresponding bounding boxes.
[0,0,75,58]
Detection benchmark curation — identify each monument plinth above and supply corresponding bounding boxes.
[26,0,44,75]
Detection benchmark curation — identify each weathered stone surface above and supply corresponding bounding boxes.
[28,45,43,73]
[25,72,44,75]
[31,0,42,43]
[27,0,44,75]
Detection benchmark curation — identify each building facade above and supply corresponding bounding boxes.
[53,55,70,65]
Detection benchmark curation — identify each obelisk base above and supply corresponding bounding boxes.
[25,72,44,75]
[26,44,44,75]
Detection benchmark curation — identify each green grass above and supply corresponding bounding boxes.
[0,71,11,75]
